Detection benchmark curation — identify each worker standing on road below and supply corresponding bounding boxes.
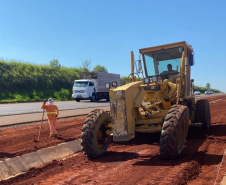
[41,98,59,138]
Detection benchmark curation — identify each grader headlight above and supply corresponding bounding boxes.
[112,81,118,87]
[152,76,158,82]
[105,82,111,89]
[144,77,150,84]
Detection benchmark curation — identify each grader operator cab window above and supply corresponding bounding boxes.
[143,47,183,82]
[137,60,143,73]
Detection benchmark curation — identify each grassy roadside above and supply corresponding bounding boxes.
[0,88,73,103]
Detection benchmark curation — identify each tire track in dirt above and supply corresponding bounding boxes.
[187,97,226,184]
[0,129,214,185]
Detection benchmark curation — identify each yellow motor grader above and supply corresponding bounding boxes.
[81,41,211,159]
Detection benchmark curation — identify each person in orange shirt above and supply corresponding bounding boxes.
[41,98,59,138]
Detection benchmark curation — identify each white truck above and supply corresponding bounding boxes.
[72,72,120,102]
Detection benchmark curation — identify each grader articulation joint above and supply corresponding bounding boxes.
[81,41,211,159]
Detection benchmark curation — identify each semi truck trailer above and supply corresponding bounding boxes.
[72,72,120,102]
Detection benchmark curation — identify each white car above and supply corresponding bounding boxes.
[194,91,201,95]
[205,90,213,95]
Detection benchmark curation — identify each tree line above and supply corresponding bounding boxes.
[193,83,221,94]
[0,59,221,103]
[0,60,76,102]
[0,59,110,102]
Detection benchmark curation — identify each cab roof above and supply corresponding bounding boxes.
[139,41,193,54]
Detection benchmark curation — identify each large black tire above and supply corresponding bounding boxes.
[75,98,80,102]
[81,109,112,158]
[90,94,96,102]
[195,99,211,129]
[160,105,189,159]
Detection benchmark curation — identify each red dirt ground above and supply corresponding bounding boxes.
[1,95,226,185]
[0,116,86,160]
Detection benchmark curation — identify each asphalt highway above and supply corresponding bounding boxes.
[0,100,110,116]
[0,93,224,127]
[0,100,110,127]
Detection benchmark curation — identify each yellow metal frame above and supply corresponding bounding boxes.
[139,41,193,54]
[109,41,195,139]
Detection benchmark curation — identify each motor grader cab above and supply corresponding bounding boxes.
[81,41,211,159]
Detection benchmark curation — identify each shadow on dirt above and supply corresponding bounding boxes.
[132,125,223,166]
[0,152,16,159]
[93,151,139,163]
[96,125,223,166]
[206,122,226,137]
[133,149,222,167]
[56,136,75,142]
[113,132,161,146]
[93,133,160,163]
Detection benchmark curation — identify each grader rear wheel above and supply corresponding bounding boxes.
[160,105,189,159]
[81,109,112,158]
[195,99,211,129]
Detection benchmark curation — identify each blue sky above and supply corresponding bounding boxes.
[1,0,226,92]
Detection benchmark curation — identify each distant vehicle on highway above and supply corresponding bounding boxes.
[205,90,213,95]
[72,72,120,102]
[194,91,201,95]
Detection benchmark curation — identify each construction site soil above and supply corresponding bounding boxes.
[1,95,226,185]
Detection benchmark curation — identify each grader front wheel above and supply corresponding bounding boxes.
[160,105,189,159]
[81,109,112,158]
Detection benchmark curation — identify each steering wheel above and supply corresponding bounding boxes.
[128,73,140,81]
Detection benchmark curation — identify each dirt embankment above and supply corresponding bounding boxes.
[1,95,226,185]
[0,116,86,160]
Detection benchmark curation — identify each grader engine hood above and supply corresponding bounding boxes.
[109,81,144,141]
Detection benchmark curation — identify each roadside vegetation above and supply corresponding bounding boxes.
[193,83,221,94]
[0,59,113,103]
[0,60,78,103]
[0,60,222,103]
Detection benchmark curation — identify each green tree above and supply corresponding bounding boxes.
[206,83,211,89]
[120,76,143,85]
[82,60,91,72]
[120,76,130,85]
[50,59,61,69]
[93,65,108,72]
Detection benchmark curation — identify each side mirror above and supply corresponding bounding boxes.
[137,60,143,73]
[189,53,194,66]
